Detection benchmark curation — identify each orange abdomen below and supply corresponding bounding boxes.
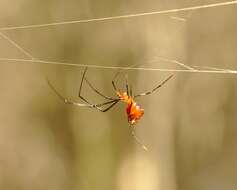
[126,102,144,125]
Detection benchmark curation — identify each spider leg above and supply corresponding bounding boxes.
[78,67,91,104]
[112,71,131,96]
[47,78,93,107]
[112,71,121,91]
[129,84,133,98]
[125,74,129,96]
[134,75,174,98]
[96,100,117,107]
[47,77,120,111]
[84,77,119,101]
[97,100,120,112]
[77,67,121,112]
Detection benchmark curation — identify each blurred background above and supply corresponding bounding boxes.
[0,0,237,190]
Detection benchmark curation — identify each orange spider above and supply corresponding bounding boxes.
[116,91,144,125]
[47,68,173,150]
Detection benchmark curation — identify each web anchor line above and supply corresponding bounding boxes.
[0,0,237,31]
[0,58,236,74]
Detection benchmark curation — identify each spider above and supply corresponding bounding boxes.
[47,68,173,150]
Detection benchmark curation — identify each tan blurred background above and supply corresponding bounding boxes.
[0,0,237,190]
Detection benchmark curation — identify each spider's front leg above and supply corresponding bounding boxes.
[134,75,174,98]
[78,67,120,112]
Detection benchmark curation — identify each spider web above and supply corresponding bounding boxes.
[0,2,237,190]
[0,0,237,74]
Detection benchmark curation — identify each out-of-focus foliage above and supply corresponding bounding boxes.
[0,0,237,190]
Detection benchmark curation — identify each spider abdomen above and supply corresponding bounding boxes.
[126,102,144,125]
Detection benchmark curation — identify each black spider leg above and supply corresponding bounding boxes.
[78,67,120,112]
[47,78,93,108]
[97,100,120,112]
[47,78,119,111]
[84,77,119,101]
[125,74,129,96]
[112,71,130,97]
[125,73,134,97]
[129,84,133,98]
[112,71,121,92]
[83,76,120,112]
[96,99,119,107]
[78,67,91,104]
[134,75,174,98]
